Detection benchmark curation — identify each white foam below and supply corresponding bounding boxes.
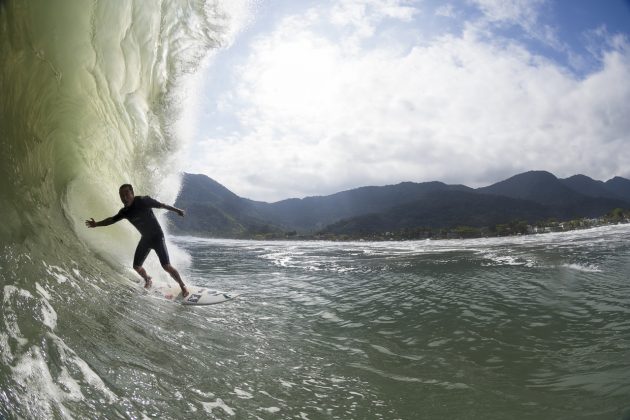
[56,365,84,401]
[192,388,216,399]
[0,332,12,364]
[480,251,533,267]
[11,344,75,417]
[39,297,58,330]
[234,387,253,399]
[371,344,397,356]
[7,295,111,416]
[5,284,57,331]
[50,333,117,403]
[561,263,602,273]
[279,379,296,388]
[3,286,31,348]
[259,406,281,414]
[201,398,236,416]
[3,284,33,301]
[43,263,71,284]
[35,282,51,300]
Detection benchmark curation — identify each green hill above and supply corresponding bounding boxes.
[167,171,630,239]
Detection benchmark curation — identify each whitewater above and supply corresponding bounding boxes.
[1,1,630,419]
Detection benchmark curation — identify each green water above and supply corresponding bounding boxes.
[169,227,630,419]
[5,226,629,418]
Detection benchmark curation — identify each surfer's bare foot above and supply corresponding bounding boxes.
[144,277,152,289]
[181,286,189,298]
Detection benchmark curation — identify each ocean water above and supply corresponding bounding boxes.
[4,224,630,418]
[169,226,630,419]
[1,1,630,419]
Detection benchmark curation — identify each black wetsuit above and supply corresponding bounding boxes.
[112,196,170,267]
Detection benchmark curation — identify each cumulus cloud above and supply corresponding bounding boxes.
[189,1,630,202]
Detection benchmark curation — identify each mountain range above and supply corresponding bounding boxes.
[167,171,630,238]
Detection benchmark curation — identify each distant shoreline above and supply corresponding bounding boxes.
[170,172,630,242]
[174,217,630,243]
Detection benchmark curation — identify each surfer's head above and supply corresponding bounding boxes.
[119,184,134,207]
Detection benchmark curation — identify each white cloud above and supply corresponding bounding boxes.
[327,0,420,51]
[469,0,543,25]
[189,2,630,202]
[467,0,565,52]
[331,0,419,27]
[435,4,456,18]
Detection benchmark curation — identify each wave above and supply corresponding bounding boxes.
[0,0,242,416]
[561,263,603,273]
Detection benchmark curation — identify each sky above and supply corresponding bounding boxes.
[182,0,630,202]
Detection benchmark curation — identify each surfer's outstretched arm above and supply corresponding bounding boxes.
[160,203,185,217]
[85,217,117,228]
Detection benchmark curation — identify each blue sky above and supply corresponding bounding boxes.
[183,0,630,202]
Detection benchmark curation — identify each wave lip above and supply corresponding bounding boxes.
[0,0,230,249]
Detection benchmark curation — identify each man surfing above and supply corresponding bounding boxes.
[85,184,189,297]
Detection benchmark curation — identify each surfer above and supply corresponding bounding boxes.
[85,184,189,297]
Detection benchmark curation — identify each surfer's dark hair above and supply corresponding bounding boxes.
[119,184,133,193]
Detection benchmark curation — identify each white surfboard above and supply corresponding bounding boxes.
[155,285,238,306]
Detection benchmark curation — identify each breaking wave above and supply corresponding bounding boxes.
[0,0,244,416]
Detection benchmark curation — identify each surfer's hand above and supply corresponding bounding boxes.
[176,209,185,217]
[85,218,97,228]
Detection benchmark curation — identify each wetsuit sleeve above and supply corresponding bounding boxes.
[144,196,164,208]
[111,209,125,222]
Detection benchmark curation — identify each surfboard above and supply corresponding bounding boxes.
[154,285,238,306]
